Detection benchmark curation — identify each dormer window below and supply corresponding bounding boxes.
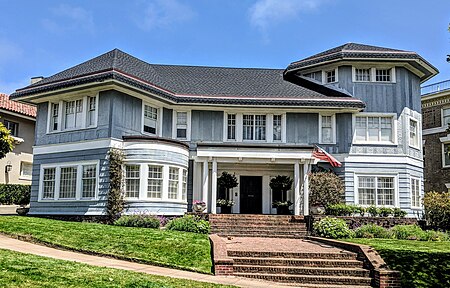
[355,68,371,82]
[325,70,336,83]
[352,67,396,83]
[376,69,392,82]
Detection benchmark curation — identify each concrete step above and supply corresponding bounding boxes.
[228,250,358,260]
[209,222,307,227]
[211,228,307,233]
[217,233,307,239]
[234,273,372,286]
[232,256,364,268]
[233,265,370,277]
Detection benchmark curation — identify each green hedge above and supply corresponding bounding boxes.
[0,184,31,206]
[379,249,450,287]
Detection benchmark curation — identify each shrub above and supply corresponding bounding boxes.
[114,215,160,229]
[367,205,380,217]
[325,203,357,216]
[355,206,366,216]
[390,225,425,240]
[309,172,344,208]
[0,184,30,206]
[420,230,449,242]
[423,191,450,231]
[393,208,407,218]
[313,217,354,239]
[165,215,210,234]
[355,224,391,239]
[379,207,393,217]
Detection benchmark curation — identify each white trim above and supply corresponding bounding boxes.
[197,147,313,160]
[442,106,450,129]
[141,101,162,137]
[354,173,399,207]
[322,67,338,84]
[442,143,450,168]
[33,138,123,155]
[344,155,423,167]
[352,112,397,145]
[408,117,420,149]
[318,113,336,144]
[410,176,421,209]
[172,110,191,141]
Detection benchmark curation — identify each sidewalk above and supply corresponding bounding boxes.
[0,234,294,288]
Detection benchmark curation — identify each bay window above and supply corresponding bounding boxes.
[182,169,187,201]
[147,165,163,199]
[357,175,396,206]
[168,167,179,199]
[125,165,140,198]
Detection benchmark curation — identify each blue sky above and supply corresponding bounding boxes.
[0,0,449,94]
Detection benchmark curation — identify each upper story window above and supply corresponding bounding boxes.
[352,67,396,83]
[303,71,321,81]
[225,112,285,143]
[227,114,236,140]
[444,143,450,168]
[409,118,419,148]
[319,115,335,144]
[176,112,187,139]
[355,68,371,82]
[376,69,392,82]
[48,95,98,133]
[357,175,396,206]
[355,115,394,143]
[143,104,158,134]
[4,120,18,137]
[273,115,282,141]
[243,115,266,141]
[443,107,450,127]
[324,69,337,83]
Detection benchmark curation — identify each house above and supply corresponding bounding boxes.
[10,43,437,216]
[421,80,450,192]
[0,93,36,184]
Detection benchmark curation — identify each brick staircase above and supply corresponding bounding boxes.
[229,249,373,287]
[209,214,307,238]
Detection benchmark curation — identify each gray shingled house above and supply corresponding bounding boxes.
[10,43,437,217]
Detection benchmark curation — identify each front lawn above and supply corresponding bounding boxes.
[0,216,211,274]
[0,249,233,288]
[344,238,450,288]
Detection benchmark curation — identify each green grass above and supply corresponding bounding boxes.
[0,216,212,274]
[343,238,450,253]
[0,249,234,288]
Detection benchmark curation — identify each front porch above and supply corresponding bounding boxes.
[192,144,316,216]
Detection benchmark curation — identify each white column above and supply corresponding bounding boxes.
[294,161,300,215]
[303,162,310,216]
[202,160,209,212]
[211,159,218,214]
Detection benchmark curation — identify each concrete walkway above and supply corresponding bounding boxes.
[0,234,296,288]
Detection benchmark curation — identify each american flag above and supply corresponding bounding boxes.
[312,145,342,167]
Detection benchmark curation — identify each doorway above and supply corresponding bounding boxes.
[240,176,262,214]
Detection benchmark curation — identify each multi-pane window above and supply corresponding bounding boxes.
[325,70,336,83]
[51,103,59,131]
[243,115,266,140]
[355,68,371,82]
[355,116,393,142]
[444,144,450,167]
[168,167,179,199]
[82,165,97,198]
[409,119,419,147]
[303,71,320,81]
[87,96,96,127]
[358,176,395,206]
[376,69,391,82]
[59,167,77,199]
[143,104,158,134]
[176,112,187,139]
[182,169,187,201]
[125,165,140,198]
[411,178,421,207]
[227,114,236,140]
[4,120,18,136]
[273,115,282,141]
[64,100,83,129]
[42,168,56,199]
[321,115,333,143]
[147,165,163,199]
[443,108,450,127]
[20,162,32,178]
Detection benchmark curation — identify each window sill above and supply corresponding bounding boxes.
[18,176,32,181]
[352,141,397,146]
[11,136,24,144]
[38,199,98,202]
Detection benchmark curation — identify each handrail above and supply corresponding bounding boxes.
[421,79,450,95]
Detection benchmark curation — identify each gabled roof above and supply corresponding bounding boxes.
[285,43,438,82]
[10,49,365,109]
[0,93,36,117]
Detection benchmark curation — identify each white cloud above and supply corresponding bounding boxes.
[137,0,195,31]
[249,0,325,40]
[42,4,94,34]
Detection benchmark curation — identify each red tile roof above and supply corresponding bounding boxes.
[0,93,36,118]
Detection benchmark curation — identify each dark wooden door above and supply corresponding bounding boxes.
[240,176,262,214]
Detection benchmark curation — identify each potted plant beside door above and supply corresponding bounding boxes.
[270,176,293,215]
[217,172,238,214]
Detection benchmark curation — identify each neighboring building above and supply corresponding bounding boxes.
[421,80,450,192]
[10,43,437,216]
[0,93,36,184]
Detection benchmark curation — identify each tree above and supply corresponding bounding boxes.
[0,121,14,159]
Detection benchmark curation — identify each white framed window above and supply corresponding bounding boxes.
[411,177,421,208]
[409,118,419,148]
[319,114,335,144]
[147,165,163,199]
[273,115,282,141]
[168,167,179,199]
[59,166,77,199]
[323,68,337,84]
[442,107,450,128]
[357,175,396,206]
[227,114,236,140]
[39,161,99,201]
[4,120,19,137]
[125,165,140,198]
[182,169,187,201]
[376,69,392,82]
[352,67,396,83]
[48,95,98,133]
[303,71,321,81]
[143,104,158,135]
[176,112,188,139]
[42,168,56,199]
[81,164,97,198]
[20,162,33,179]
[354,68,371,82]
[354,115,394,143]
[243,114,266,141]
[443,143,450,168]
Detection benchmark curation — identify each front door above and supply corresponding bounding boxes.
[240,176,262,214]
